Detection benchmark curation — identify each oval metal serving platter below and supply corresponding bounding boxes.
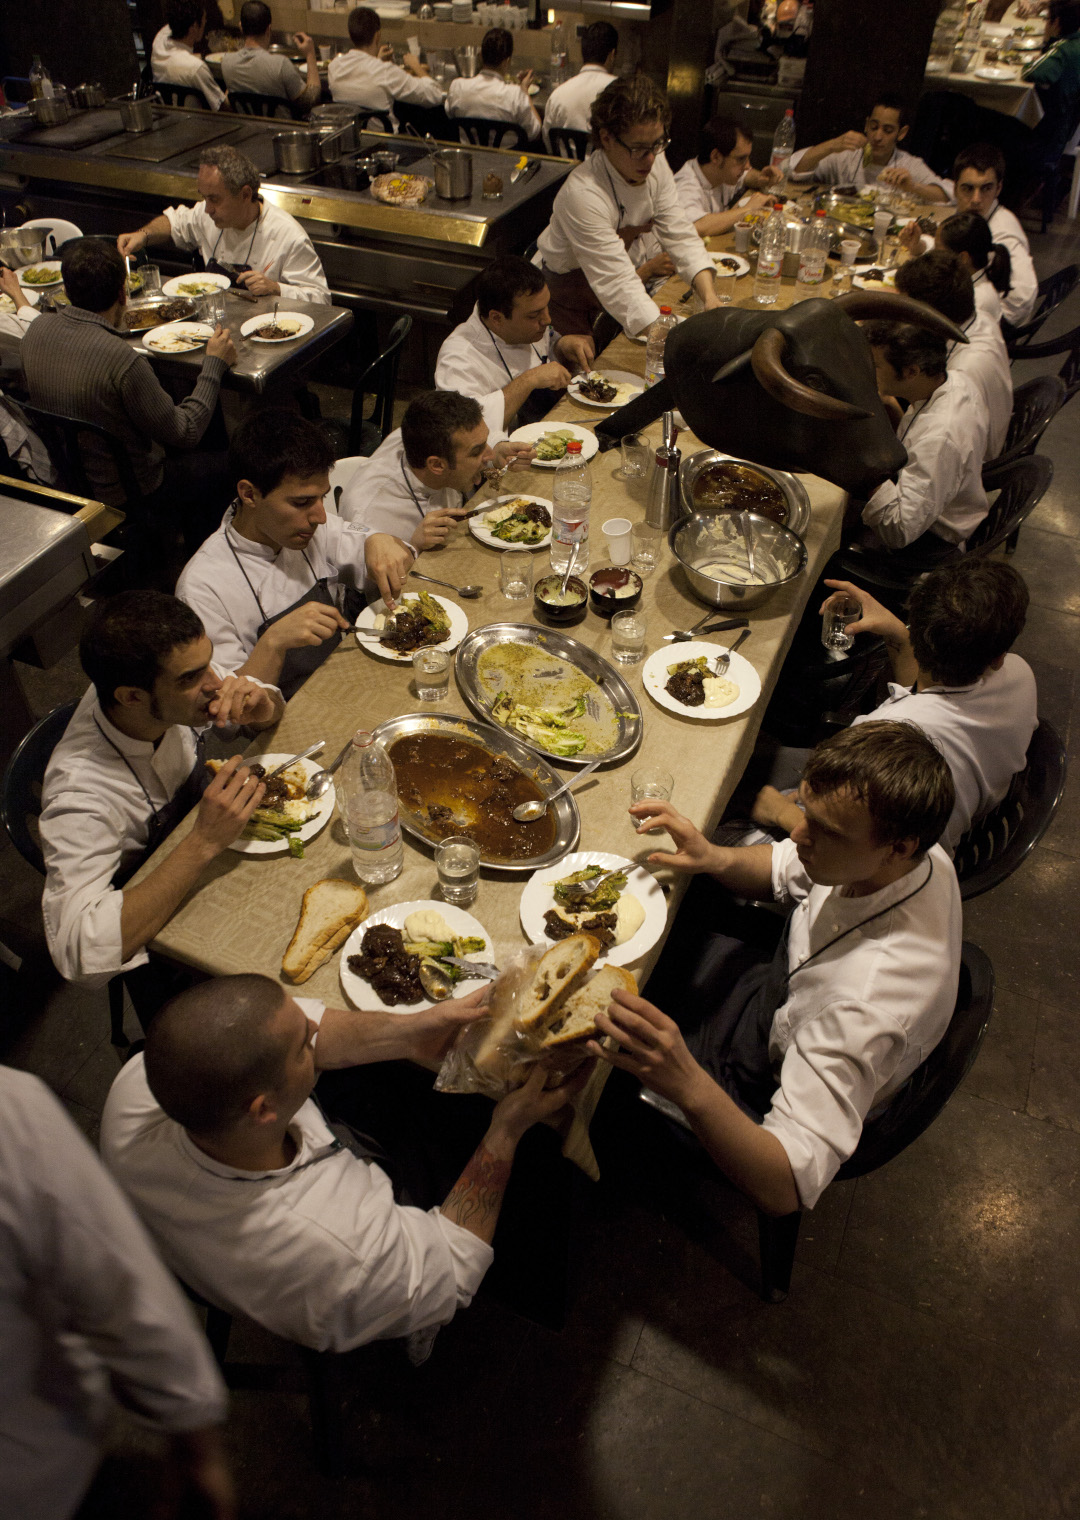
[370,711,579,873]
[453,623,643,767]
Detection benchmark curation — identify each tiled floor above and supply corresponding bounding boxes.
[3,212,1079,1520]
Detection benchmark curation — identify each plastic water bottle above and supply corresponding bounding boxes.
[795,209,831,296]
[770,108,796,177]
[644,305,677,388]
[550,439,591,574]
[754,203,786,306]
[341,729,403,885]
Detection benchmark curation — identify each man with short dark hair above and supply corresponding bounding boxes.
[152,0,227,111]
[753,561,1038,854]
[117,145,328,302]
[543,21,618,144]
[446,28,542,141]
[435,257,595,437]
[39,592,282,996]
[21,238,235,525]
[946,143,1037,326]
[328,4,444,121]
[221,1,321,113]
[101,973,582,1355]
[894,248,1012,459]
[590,721,962,1215]
[789,94,952,202]
[672,116,779,238]
[176,410,413,698]
[339,388,534,549]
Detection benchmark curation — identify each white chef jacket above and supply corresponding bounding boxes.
[986,201,1038,327]
[328,48,444,117]
[100,1010,494,1354]
[177,503,377,678]
[788,143,953,197]
[0,1067,227,1520]
[445,69,540,141]
[947,304,1012,462]
[672,156,746,223]
[972,267,1003,323]
[162,200,329,303]
[862,370,989,549]
[152,34,227,111]
[853,654,1038,855]
[221,44,310,102]
[435,303,554,437]
[760,839,961,1208]
[0,303,39,341]
[338,429,462,538]
[537,150,714,337]
[543,64,615,143]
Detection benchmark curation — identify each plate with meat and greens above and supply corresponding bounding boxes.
[355,590,468,662]
[469,494,552,549]
[340,900,493,1012]
[641,639,760,720]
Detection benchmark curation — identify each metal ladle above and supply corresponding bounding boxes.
[409,569,483,599]
[512,757,604,822]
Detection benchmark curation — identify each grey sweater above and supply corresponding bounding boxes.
[21,305,227,506]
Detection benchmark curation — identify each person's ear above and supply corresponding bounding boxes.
[247,1093,280,1128]
[988,653,1007,671]
[113,684,151,710]
[425,454,449,479]
[892,835,920,861]
[897,123,909,143]
[236,478,259,507]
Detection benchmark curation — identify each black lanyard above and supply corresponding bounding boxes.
[789,859,934,982]
[92,716,199,829]
[399,455,429,519]
[486,323,544,382]
[224,518,318,623]
[210,207,262,269]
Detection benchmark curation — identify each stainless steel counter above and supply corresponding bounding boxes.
[0,493,96,660]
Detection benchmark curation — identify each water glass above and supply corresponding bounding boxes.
[200,290,227,327]
[499,549,532,599]
[733,221,752,254]
[412,646,450,699]
[611,608,647,664]
[631,522,662,575]
[631,765,674,804]
[141,262,162,294]
[620,432,650,479]
[714,266,736,305]
[872,209,892,257]
[435,834,480,907]
[602,516,633,567]
[839,238,861,267]
[821,593,862,657]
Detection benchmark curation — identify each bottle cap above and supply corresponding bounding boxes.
[659,305,672,314]
[566,439,582,452]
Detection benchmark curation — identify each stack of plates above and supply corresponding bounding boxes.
[452,1,473,19]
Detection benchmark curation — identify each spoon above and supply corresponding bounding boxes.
[304,736,353,801]
[409,569,483,599]
[738,510,756,580]
[713,627,751,679]
[260,739,324,781]
[418,958,456,1001]
[512,757,604,822]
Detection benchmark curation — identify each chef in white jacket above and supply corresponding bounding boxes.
[117,145,329,304]
[944,144,1038,328]
[151,0,227,111]
[445,28,542,142]
[537,75,720,338]
[328,4,444,122]
[542,21,618,146]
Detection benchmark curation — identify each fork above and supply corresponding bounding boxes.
[712,627,751,678]
[557,867,626,903]
[664,614,748,644]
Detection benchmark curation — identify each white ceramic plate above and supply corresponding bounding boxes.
[340,899,493,1013]
[975,65,1019,80]
[624,311,687,344]
[162,272,231,298]
[0,289,38,312]
[710,252,751,278]
[228,753,335,855]
[566,371,645,410]
[143,321,215,353]
[519,851,667,968]
[641,639,761,721]
[17,261,62,288]
[241,311,316,342]
[469,494,553,550]
[355,593,468,662]
[205,51,226,63]
[508,420,600,468]
[852,267,898,290]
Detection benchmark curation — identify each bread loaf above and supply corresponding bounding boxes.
[472,935,599,1084]
[539,963,637,1051]
[282,878,369,983]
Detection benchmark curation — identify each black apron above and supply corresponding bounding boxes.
[486,325,562,427]
[198,210,264,283]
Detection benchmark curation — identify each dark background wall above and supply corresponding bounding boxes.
[0,0,141,98]
[796,0,942,144]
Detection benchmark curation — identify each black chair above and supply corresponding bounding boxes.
[984,375,1067,473]
[452,115,530,150]
[0,702,129,1050]
[18,403,146,509]
[355,107,396,135]
[547,125,590,160]
[394,99,453,140]
[1006,319,1080,404]
[758,941,995,1300]
[154,81,208,109]
[2,76,34,105]
[228,89,300,120]
[908,89,1036,198]
[346,313,412,456]
[1005,263,1080,351]
[968,453,1054,557]
[953,719,1068,900]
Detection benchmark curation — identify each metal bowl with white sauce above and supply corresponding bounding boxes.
[669,511,808,612]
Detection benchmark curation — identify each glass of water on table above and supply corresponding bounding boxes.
[435,835,481,907]
[821,592,862,657]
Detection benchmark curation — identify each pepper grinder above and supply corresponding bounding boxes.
[644,411,683,531]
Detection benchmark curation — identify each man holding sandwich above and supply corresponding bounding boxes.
[589,722,962,1217]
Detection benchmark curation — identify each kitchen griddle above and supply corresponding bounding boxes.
[17,109,132,150]
[108,114,241,162]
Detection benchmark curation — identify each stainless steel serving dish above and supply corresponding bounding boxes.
[371,711,579,872]
[669,511,808,612]
[0,226,49,268]
[117,96,155,132]
[454,623,643,767]
[679,451,811,535]
[121,294,198,336]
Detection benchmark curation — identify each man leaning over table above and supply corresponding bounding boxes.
[152,0,227,112]
[177,409,414,701]
[339,389,535,551]
[39,592,282,1017]
[788,92,952,204]
[671,115,779,239]
[117,145,329,304]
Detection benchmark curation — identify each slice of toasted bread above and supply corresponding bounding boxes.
[282,878,369,983]
[515,934,599,1033]
[540,964,637,1051]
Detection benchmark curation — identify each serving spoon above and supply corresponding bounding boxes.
[304,736,354,801]
[409,569,483,599]
[512,757,604,822]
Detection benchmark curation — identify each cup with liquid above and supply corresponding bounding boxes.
[821,593,862,657]
[611,608,647,664]
[733,221,752,254]
[630,765,674,805]
[631,521,662,575]
[435,834,480,907]
[714,266,736,306]
[412,646,451,699]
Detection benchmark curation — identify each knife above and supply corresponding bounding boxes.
[511,158,540,188]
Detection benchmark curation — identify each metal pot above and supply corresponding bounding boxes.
[272,130,320,175]
[28,93,72,127]
[432,148,473,200]
[669,511,807,613]
[454,46,480,78]
[117,96,155,132]
[72,82,106,109]
[316,124,352,164]
[308,103,358,154]
[0,225,49,268]
[679,450,811,535]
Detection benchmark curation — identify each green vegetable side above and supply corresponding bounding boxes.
[491,512,548,545]
[534,428,579,462]
[553,865,628,912]
[490,691,589,757]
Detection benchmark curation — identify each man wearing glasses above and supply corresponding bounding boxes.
[537,75,721,340]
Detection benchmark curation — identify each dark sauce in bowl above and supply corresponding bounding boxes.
[691,463,788,524]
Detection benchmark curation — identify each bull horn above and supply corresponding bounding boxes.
[832,290,969,344]
[749,328,872,421]
[712,350,753,385]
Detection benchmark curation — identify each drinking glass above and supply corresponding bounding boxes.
[821,593,862,657]
[839,238,861,267]
[714,266,736,306]
[872,209,892,258]
[412,646,450,699]
[619,432,649,480]
[733,221,752,254]
[602,516,633,567]
[200,290,226,327]
[630,765,674,804]
[610,608,647,664]
[631,522,662,574]
[435,835,480,907]
[141,262,162,294]
[499,549,532,598]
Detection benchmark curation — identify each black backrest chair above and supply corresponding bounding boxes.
[1007,320,1080,404]
[758,941,995,1300]
[347,314,412,456]
[909,89,1035,199]
[453,116,529,151]
[229,90,300,120]
[953,719,1068,900]
[968,453,1053,557]
[984,375,1067,473]
[1005,263,1080,350]
[394,99,453,140]
[353,107,396,135]
[154,81,208,109]
[547,126,590,160]
[17,403,145,510]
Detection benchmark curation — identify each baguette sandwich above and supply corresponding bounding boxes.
[282,878,369,983]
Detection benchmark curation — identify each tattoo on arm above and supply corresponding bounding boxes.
[440,1142,514,1243]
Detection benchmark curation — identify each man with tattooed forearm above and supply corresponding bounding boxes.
[102,975,579,1363]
